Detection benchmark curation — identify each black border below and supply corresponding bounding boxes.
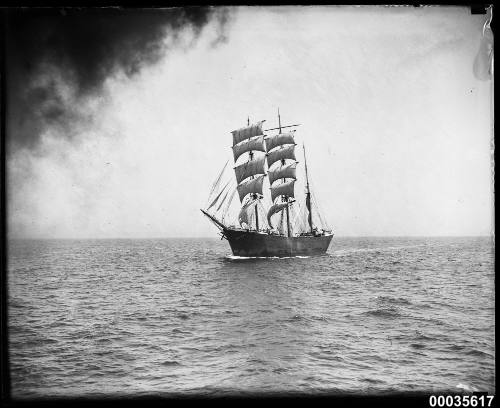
[0,3,495,407]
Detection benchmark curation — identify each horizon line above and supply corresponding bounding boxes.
[6,234,495,240]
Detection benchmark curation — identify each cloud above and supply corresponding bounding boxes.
[5,7,231,152]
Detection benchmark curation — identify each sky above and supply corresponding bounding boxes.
[6,6,494,238]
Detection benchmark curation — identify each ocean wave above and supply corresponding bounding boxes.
[456,383,479,393]
[376,295,412,305]
[465,349,494,358]
[161,360,181,366]
[410,343,426,349]
[331,244,427,257]
[447,344,466,351]
[414,331,438,341]
[308,351,343,361]
[8,237,495,395]
[362,377,386,384]
[285,314,308,323]
[363,307,401,318]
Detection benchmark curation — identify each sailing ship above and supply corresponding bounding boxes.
[201,111,333,257]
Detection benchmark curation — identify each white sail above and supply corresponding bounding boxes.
[267,144,296,168]
[234,154,266,184]
[231,120,265,146]
[237,174,264,202]
[268,162,297,186]
[266,202,289,228]
[232,135,266,162]
[238,199,258,227]
[265,132,295,152]
[271,179,295,202]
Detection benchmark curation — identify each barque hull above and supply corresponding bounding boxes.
[224,228,333,257]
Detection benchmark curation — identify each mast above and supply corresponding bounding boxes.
[254,198,259,230]
[231,119,266,231]
[303,143,313,233]
[278,108,282,133]
[278,108,290,236]
[248,116,259,231]
[264,109,298,235]
[264,124,301,132]
[285,200,291,237]
[247,149,260,231]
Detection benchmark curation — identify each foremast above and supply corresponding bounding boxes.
[231,119,267,231]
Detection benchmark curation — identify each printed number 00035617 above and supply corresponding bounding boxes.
[429,395,495,407]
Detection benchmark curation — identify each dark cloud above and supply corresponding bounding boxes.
[5,7,231,152]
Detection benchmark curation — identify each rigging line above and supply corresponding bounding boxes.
[207,160,229,205]
[215,188,231,212]
[207,179,231,211]
[299,205,309,233]
[307,172,326,220]
[221,188,237,222]
[291,200,303,229]
[311,191,330,229]
[257,200,269,229]
[279,210,285,235]
[311,194,324,225]
[307,171,327,228]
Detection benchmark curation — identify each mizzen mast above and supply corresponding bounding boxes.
[303,143,313,233]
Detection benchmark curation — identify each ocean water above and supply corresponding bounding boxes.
[7,237,495,398]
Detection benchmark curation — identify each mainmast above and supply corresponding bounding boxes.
[278,108,291,238]
[248,117,259,231]
[265,110,299,237]
[303,143,313,233]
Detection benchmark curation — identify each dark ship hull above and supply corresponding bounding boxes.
[223,227,333,257]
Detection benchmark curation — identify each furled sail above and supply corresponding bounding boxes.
[267,144,296,168]
[271,180,295,202]
[234,155,266,184]
[266,202,289,229]
[238,199,258,227]
[231,120,265,146]
[265,132,295,152]
[232,136,266,162]
[268,162,297,186]
[237,174,264,202]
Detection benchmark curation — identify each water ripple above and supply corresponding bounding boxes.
[8,236,495,396]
